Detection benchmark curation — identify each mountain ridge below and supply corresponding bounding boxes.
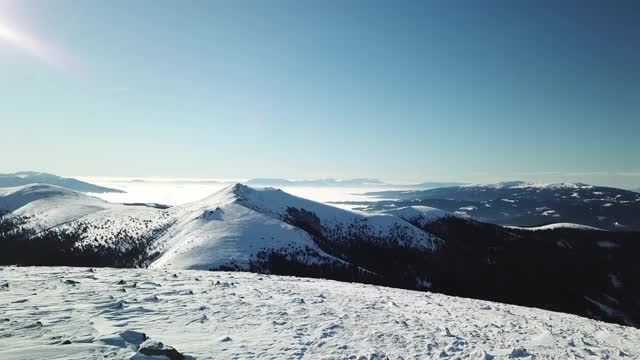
[351,181,640,231]
[1,183,639,327]
[0,171,124,193]
[244,177,466,189]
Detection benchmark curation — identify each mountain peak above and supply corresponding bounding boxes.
[197,183,273,208]
[230,183,253,195]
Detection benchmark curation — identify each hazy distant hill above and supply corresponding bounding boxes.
[245,178,465,189]
[245,178,385,187]
[0,171,124,193]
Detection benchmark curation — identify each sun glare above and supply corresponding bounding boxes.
[0,17,67,69]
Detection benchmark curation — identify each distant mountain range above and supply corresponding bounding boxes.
[245,178,385,187]
[1,183,638,327]
[0,172,465,191]
[244,177,465,189]
[338,181,640,231]
[0,172,124,193]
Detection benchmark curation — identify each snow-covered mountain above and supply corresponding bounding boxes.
[355,181,640,231]
[0,183,440,273]
[0,171,124,193]
[1,266,639,360]
[149,185,349,271]
[0,184,156,231]
[150,184,440,272]
[1,183,639,327]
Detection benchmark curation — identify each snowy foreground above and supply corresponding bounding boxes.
[1,267,639,360]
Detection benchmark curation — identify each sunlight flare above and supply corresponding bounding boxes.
[0,18,67,69]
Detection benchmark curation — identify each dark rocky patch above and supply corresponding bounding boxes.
[137,340,185,360]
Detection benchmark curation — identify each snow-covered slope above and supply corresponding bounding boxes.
[1,266,638,360]
[0,171,124,193]
[506,223,606,231]
[0,184,108,214]
[150,184,440,270]
[0,184,173,246]
[462,181,592,190]
[150,199,342,271]
[230,184,439,249]
[0,183,439,272]
[0,184,115,230]
[382,206,450,227]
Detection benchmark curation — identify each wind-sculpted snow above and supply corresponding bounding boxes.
[0,266,639,360]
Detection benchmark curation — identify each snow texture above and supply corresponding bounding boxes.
[1,266,639,359]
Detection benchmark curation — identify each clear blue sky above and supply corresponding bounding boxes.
[1,0,638,186]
